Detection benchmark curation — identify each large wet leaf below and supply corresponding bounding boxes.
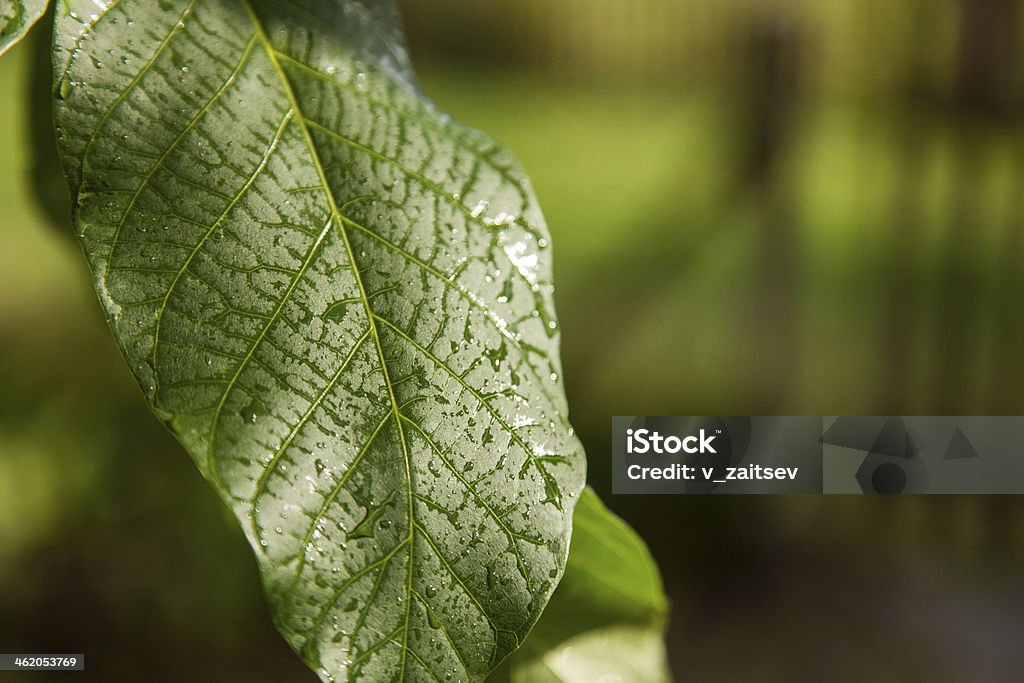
[0,0,46,55]
[52,1,585,680]
[495,488,671,683]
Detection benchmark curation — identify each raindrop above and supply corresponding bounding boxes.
[239,397,268,423]
[56,75,73,101]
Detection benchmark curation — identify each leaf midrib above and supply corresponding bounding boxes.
[238,13,565,667]
[240,2,418,678]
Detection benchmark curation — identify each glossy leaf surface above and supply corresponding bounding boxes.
[53,1,585,680]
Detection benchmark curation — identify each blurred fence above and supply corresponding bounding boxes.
[401,0,1020,101]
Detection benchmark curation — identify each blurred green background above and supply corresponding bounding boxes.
[3,0,1024,680]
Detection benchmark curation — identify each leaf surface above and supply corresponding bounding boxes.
[0,0,47,55]
[26,4,73,234]
[52,1,585,680]
[495,488,671,683]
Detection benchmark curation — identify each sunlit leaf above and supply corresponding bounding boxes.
[52,1,586,680]
[495,488,671,683]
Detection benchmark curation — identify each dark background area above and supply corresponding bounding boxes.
[3,0,1024,680]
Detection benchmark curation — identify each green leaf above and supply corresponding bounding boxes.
[494,488,671,683]
[52,1,586,681]
[0,0,47,55]
[26,4,73,233]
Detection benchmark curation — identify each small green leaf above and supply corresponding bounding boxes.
[494,488,671,683]
[0,0,47,55]
[52,1,585,681]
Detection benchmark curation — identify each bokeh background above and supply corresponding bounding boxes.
[3,0,1024,680]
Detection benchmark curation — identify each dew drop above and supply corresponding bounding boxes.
[56,75,73,101]
[239,397,267,423]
